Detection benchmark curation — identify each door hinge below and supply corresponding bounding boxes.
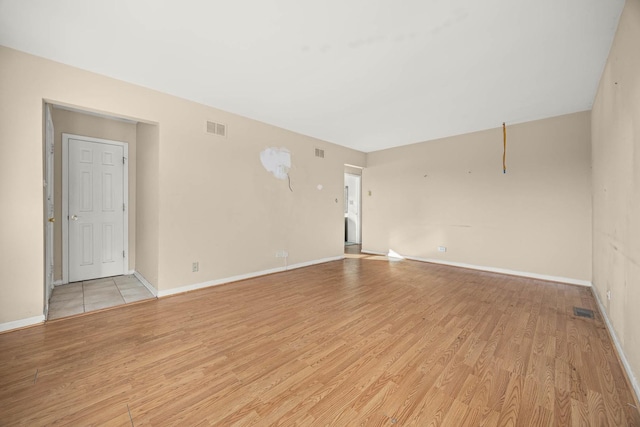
[123,250,125,258]
[123,203,126,212]
[123,157,126,164]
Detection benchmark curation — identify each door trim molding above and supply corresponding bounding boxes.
[44,103,55,318]
[62,133,129,284]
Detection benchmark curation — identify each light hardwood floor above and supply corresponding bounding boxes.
[1,257,639,425]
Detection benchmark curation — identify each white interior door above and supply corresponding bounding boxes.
[67,137,125,282]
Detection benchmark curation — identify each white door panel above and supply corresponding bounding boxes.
[68,138,125,282]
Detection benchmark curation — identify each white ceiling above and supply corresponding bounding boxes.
[0,0,624,152]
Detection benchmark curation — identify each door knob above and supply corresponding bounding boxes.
[70,215,78,221]
[48,217,55,223]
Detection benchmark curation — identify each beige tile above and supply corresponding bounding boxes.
[83,276,115,284]
[113,275,138,285]
[122,292,154,304]
[49,294,84,310]
[48,307,84,320]
[83,279,113,286]
[115,281,145,291]
[48,300,84,320]
[83,277,115,287]
[48,275,151,317]
[84,284,119,295]
[120,286,153,304]
[84,299,125,312]
[83,284,119,294]
[83,285,116,294]
[83,283,115,292]
[119,286,151,297]
[84,287,120,298]
[51,289,83,302]
[54,282,83,294]
[84,290,123,305]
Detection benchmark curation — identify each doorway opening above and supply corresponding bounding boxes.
[62,134,129,282]
[43,103,159,320]
[344,172,362,248]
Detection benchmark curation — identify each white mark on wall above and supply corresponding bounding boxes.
[317,184,323,190]
[260,147,291,180]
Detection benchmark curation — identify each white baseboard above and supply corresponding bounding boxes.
[158,267,285,297]
[360,250,592,287]
[592,285,640,403]
[0,315,45,333]
[158,256,344,298]
[133,271,158,297]
[53,280,64,287]
[285,255,344,271]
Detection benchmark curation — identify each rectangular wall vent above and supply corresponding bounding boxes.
[315,148,325,158]
[206,121,226,137]
[573,307,595,319]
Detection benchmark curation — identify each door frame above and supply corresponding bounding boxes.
[44,104,55,317]
[62,133,129,284]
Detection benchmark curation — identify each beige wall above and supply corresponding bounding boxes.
[363,111,592,281]
[135,122,160,289]
[592,0,640,392]
[0,45,365,324]
[50,108,137,280]
[0,38,608,341]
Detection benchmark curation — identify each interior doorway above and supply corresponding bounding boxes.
[42,104,161,320]
[344,173,361,245]
[62,134,128,283]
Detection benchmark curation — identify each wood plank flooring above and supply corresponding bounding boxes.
[1,257,639,426]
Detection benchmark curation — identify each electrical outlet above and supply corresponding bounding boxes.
[192,261,199,272]
[276,251,289,258]
[438,246,447,252]
[606,290,611,300]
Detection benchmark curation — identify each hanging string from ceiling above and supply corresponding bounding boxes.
[502,122,507,174]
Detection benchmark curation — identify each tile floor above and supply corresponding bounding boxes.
[48,275,154,320]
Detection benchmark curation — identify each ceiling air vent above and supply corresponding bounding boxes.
[206,120,226,137]
[315,148,325,158]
